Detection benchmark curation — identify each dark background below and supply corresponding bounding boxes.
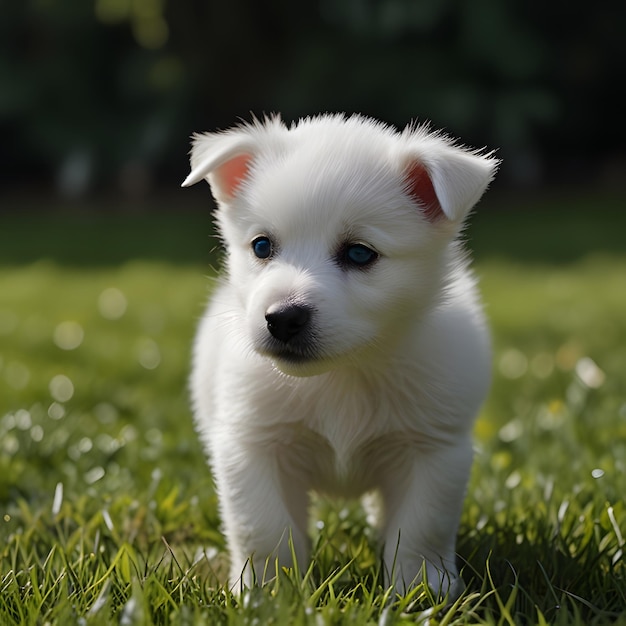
[1,0,625,206]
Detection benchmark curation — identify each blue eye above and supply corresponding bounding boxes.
[252,236,273,259]
[343,243,378,268]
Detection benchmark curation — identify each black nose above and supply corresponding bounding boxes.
[265,303,311,343]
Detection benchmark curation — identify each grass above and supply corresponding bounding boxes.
[1,189,625,624]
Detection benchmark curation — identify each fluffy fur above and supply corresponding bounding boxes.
[183,114,499,598]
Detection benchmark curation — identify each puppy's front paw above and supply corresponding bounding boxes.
[424,562,465,602]
[389,559,465,603]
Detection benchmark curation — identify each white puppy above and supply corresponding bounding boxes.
[183,114,498,598]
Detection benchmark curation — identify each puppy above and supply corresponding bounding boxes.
[183,114,498,598]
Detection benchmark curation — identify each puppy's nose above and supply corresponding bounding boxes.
[265,303,311,343]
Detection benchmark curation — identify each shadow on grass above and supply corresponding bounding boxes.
[458,519,626,624]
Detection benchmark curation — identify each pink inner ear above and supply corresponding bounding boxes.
[216,154,253,199]
[405,162,443,222]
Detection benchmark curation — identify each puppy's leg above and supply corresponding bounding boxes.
[380,435,473,599]
[211,443,310,588]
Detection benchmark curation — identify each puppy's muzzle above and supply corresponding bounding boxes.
[265,302,312,343]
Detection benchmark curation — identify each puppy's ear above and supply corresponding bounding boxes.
[181,132,255,204]
[403,132,500,223]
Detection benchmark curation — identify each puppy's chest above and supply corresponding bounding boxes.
[281,382,418,494]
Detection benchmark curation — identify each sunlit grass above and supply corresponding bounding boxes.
[1,253,625,624]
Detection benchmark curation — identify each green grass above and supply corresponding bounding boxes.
[1,193,626,624]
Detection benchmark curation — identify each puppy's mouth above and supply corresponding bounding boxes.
[259,338,321,364]
[261,341,335,378]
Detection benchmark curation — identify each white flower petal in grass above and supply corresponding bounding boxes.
[49,374,74,403]
[591,468,605,479]
[53,320,84,350]
[607,505,624,548]
[575,357,605,389]
[52,482,64,516]
[498,418,523,443]
[102,508,115,532]
[505,470,522,489]
[98,287,128,320]
[84,466,105,485]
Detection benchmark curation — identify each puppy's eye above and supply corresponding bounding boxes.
[252,236,273,260]
[341,243,378,268]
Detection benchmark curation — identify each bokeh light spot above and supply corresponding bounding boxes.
[94,0,130,23]
[2,434,18,455]
[48,402,66,420]
[49,375,75,403]
[136,337,161,370]
[499,348,528,379]
[530,352,554,379]
[15,409,32,430]
[94,402,119,424]
[53,321,84,350]
[78,437,93,453]
[30,425,44,442]
[98,288,128,320]
[133,15,168,49]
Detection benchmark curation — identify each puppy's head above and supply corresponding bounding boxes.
[184,114,499,376]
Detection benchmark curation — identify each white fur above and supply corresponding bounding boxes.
[184,114,499,598]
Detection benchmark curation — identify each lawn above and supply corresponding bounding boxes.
[1,190,625,624]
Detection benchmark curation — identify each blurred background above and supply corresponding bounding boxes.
[1,0,625,212]
[1,7,626,616]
